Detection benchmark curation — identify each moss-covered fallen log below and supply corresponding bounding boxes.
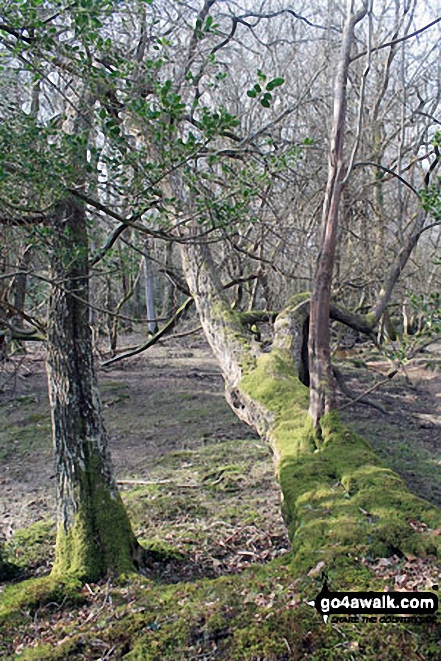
[239,349,441,572]
[181,241,441,575]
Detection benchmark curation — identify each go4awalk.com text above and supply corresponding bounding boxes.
[309,576,438,624]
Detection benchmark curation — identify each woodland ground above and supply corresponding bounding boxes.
[0,328,441,659]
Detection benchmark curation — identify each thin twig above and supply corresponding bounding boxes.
[339,369,397,411]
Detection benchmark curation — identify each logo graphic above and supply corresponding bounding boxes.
[308,574,438,624]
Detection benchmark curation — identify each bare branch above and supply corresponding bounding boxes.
[352,15,441,62]
[343,0,373,185]
[352,161,420,197]
[101,296,194,367]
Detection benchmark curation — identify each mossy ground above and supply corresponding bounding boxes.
[338,360,441,507]
[1,556,440,660]
[2,449,440,659]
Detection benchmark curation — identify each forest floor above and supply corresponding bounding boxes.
[0,330,441,659]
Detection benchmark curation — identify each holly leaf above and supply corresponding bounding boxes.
[266,77,285,91]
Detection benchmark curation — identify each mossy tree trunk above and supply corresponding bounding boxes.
[181,239,441,574]
[46,197,139,580]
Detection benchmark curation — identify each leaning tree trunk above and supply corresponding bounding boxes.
[46,196,139,580]
[308,5,367,432]
[181,239,441,574]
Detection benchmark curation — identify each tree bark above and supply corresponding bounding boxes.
[12,245,32,331]
[46,196,139,580]
[180,239,441,574]
[143,242,159,335]
[308,4,367,433]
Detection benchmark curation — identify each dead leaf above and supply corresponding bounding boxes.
[375,558,392,567]
[308,561,325,577]
[409,520,428,532]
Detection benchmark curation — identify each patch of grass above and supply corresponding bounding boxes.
[14,395,39,406]
[121,438,282,551]
[126,489,210,524]
[101,381,130,393]
[154,449,199,468]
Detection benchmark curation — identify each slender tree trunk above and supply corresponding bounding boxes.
[12,245,31,330]
[308,4,367,432]
[143,242,158,335]
[161,242,176,319]
[0,227,10,360]
[9,245,32,354]
[46,196,139,580]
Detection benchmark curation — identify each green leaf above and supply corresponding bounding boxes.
[260,98,270,108]
[266,77,285,91]
[253,83,262,93]
[247,90,257,98]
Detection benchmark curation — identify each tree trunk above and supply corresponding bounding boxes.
[308,5,367,432]
[161,241,176,319]
[181,239,441,574]
[46,196,139,580]
[12,245,31,330]
[143,242,159,335]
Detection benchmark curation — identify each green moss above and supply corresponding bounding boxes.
[6,519,55,571]
[240,349,310,456]
[0,576,84,621]
[51,452,138,581]
[342,413,441,507]
[120,565,440,661]
[14,642,75,660]
[141,539,185,563]
[283,290,310,310]
[2,559,440,660]
[287,413,441,570]
[239,351,441,574]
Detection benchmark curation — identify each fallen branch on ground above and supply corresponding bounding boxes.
[117,479,200,489]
